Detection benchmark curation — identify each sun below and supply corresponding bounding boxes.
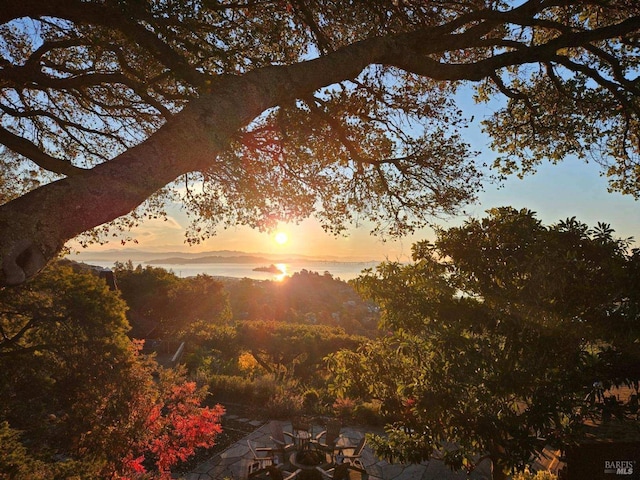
[274,231,289,245]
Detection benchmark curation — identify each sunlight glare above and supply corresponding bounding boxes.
[274,231,288,245]
[275,263,288,282]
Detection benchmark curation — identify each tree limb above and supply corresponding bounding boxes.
[0,126,87,176]
[2,5,640,286]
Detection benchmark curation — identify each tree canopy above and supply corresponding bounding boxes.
[113,262,232,340]
[2,1,640,285]
[235,320,364,380]
[0,262,224,478]
[328,208,640,479]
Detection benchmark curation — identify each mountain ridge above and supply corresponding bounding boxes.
[67,248,380,264]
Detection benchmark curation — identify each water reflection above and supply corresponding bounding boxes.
[274,263,288,282]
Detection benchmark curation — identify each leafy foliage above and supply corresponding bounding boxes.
[3,2,640,287]
[235,320,364,381]
[328,208,640,478]
[0,262,223,478]
[113,261,232,339]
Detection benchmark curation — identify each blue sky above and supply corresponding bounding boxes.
[75,155,640,262]
[74,85,640,261]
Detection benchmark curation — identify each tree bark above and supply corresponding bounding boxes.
[0,35,397,285]
[2,9,639,285]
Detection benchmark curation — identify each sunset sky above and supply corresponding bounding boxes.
[71,155,640,262]
[72,94,640,262]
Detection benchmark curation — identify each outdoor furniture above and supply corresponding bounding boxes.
[293,429,313,451]
[291,416,312,435]
[291,416,313,451]
[247,440,276,477]
[314,419,344,456]
[268,420,295,461]
[253,420,368,480]
[338,437,367,473]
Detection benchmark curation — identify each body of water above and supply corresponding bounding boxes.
[81,260,381,282]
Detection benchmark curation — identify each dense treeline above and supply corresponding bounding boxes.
[113,262,378,340]
[110,263,376,419]
[0,263,223,479]
[113,261,232,340]
[3,209,640,479]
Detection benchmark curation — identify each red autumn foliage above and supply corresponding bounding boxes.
[117,380,224,479]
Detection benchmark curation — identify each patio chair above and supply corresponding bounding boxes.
[290,416,314,451]
[268,420,295,460]
[338,437,366,473]
[315,462,350,480]
[247,440,275,478]
[314,419,343,455]
[291,416,312,436]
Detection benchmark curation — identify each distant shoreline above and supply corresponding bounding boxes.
[146,255,273,265]
[145,256,378,266]
[66,248,382,264]
[69,258,381,281]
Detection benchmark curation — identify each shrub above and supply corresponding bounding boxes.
[238,351,261,377]
[353,401,383,426]
[208,374,301,414]
[208,375,255,402]
[302,389,320,410]
[251,375,281,405]
[264,391,304,419]
[512,470,558,480]
[332,397,356,420]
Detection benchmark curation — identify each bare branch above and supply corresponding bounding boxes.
[0,126,86,176]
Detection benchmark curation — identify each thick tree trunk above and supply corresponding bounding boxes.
[0,99,220,285]
[3,6,627,286]
[0,36,399,286]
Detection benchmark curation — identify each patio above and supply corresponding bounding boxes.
[184,416,493,480]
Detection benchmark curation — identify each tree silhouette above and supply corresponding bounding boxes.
[2,2,640,285]
[329,208,640,479]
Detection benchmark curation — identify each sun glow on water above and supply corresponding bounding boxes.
[274,263,288,282]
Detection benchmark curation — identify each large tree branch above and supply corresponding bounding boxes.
[2,9,640,286]
[0,126,87,176]
[387,16,640,80]
[1,0,208,87]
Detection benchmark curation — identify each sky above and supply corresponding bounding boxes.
[73,152,640,262]
[71,90,640,262]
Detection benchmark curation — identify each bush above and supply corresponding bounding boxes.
[332,397,356,420]
[251,375,281,405]
[512,471,558,480]
[353,401,384,426]
[208,375,256,402]
[264,391,304,419]
[207,374,303,417]
[302,389,320,410]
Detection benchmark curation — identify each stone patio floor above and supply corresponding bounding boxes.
[182,416,493,480]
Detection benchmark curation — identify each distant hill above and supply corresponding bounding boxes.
[67,248,378,264]
[68,249,251,262]
[146,255,274,265]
